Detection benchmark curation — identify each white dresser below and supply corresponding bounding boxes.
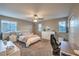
[42,31,55,40]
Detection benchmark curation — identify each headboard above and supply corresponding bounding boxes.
[2,31,32,40]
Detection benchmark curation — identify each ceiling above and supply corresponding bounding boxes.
[0,3,72,21]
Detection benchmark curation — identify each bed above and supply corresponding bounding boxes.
[18,33,41,47]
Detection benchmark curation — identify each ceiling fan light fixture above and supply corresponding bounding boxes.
[33,19,37,22]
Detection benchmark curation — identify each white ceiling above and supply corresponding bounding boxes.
[0,3,72,21]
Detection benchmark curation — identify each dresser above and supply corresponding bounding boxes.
[42,31,55,40]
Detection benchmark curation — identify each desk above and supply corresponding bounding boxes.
[60,41,76,56]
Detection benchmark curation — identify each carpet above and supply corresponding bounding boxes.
[15,39,53,56]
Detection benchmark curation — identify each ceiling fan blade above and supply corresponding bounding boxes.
[38,18,44,20]
[25,14,44,21]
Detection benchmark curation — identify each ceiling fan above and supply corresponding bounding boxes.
[33,14,44,22]
[26,14,44,22]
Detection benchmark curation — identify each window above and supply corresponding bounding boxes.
[38,24,42,32]
[1,20,17,32]
[59,21,66,32]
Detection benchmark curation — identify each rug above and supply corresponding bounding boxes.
[15,39,53,56]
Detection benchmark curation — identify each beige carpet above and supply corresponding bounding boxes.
[15,39,53,56]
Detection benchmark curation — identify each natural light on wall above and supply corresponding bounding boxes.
[70,17,79,27]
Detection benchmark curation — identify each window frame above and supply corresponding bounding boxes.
[59,21,67,33]
[1,20,17,33]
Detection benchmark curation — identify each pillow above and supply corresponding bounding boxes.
[18,33,22,36]
[9,34,17,42]
[18,35,27,42]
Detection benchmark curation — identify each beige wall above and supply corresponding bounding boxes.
[34,17,68,39]
[69,4,79,49]
[32,23,35,34]
[0,15,33,33]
